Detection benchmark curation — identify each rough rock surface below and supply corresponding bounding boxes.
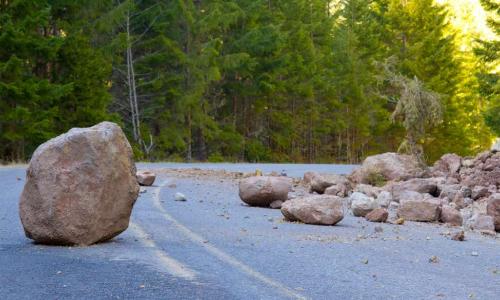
[460,151,500,188]
[365,208,388,223]
[486,194,500,231]
[397,198,441,222]
[440,205,463,226]
[469,214,495,232]
[350,192,378,217]
[310,173,350,195]
[431,153,462,176]
[376,191,393,208]
[19,122,139,246]
[136,170,156,186]
[387,178,438,202]
[281,195,344,225]
[350,152,425,184]
[239,176,291,207]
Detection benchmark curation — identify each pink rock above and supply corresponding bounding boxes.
[365,208,388,223]
[19,122,139,246]
[281,195,344,225]
[397,198,441,222]
[239,176,291,207]
[440,205,463,226]
[136,170,156,186]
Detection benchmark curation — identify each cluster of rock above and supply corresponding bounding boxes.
[238,149,500,234]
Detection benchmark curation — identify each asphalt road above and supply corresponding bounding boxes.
[1,163,499,300]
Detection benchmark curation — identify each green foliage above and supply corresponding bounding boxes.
[0,0,494,163]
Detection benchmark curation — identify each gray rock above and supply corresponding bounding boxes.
[376,191,393,208]
[175,192,187,201]
[350,192,378,217]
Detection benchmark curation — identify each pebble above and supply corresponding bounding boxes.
[471,251,479,257]
[429,256,439,263]
[174,192,187,201]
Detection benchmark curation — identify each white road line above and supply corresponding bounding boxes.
[152,180,307,300]
[129,221,197,280]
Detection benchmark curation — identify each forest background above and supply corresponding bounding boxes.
[0,0,498,164]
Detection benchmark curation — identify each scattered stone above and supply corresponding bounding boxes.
[303,171,319,184]
[350,192,378,217]
[174,192,187,201]
[471,251,479,257]
[397,198,441,222]
[270,200,284,209]
[361,258,369,264]
[374,226,384,233]
[349,152,425,184]
[365,208,388,223]
[451,231,465,241]
[281,195,344,225]
[239,176,291,207]
[429,256,439,263]
[136,170,156,186]
[440,205,463,226]
[19,122,139,246]
[394,217,405,225]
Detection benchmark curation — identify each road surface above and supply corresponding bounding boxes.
[1,163,499,299]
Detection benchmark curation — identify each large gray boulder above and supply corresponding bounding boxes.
[19,122,140,246]
[239,176,291,207]
[281,195,344,225]
[349,153,425,184]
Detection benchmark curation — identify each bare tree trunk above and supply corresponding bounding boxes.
[126,10,139,143]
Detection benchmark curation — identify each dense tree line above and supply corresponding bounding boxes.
[0,0,497,163]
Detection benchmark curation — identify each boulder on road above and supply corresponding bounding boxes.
[136,170,156,186]
[19,122,140,246]
[349,152,425,184]
[239,176,291,207]
[281,195,344,225]
[365,208,388,223]
[350,192,378,217]
[397,198,441,222]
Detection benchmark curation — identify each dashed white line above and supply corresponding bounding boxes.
[152,180,307,300]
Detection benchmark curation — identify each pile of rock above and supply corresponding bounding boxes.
[237,149,500,234]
